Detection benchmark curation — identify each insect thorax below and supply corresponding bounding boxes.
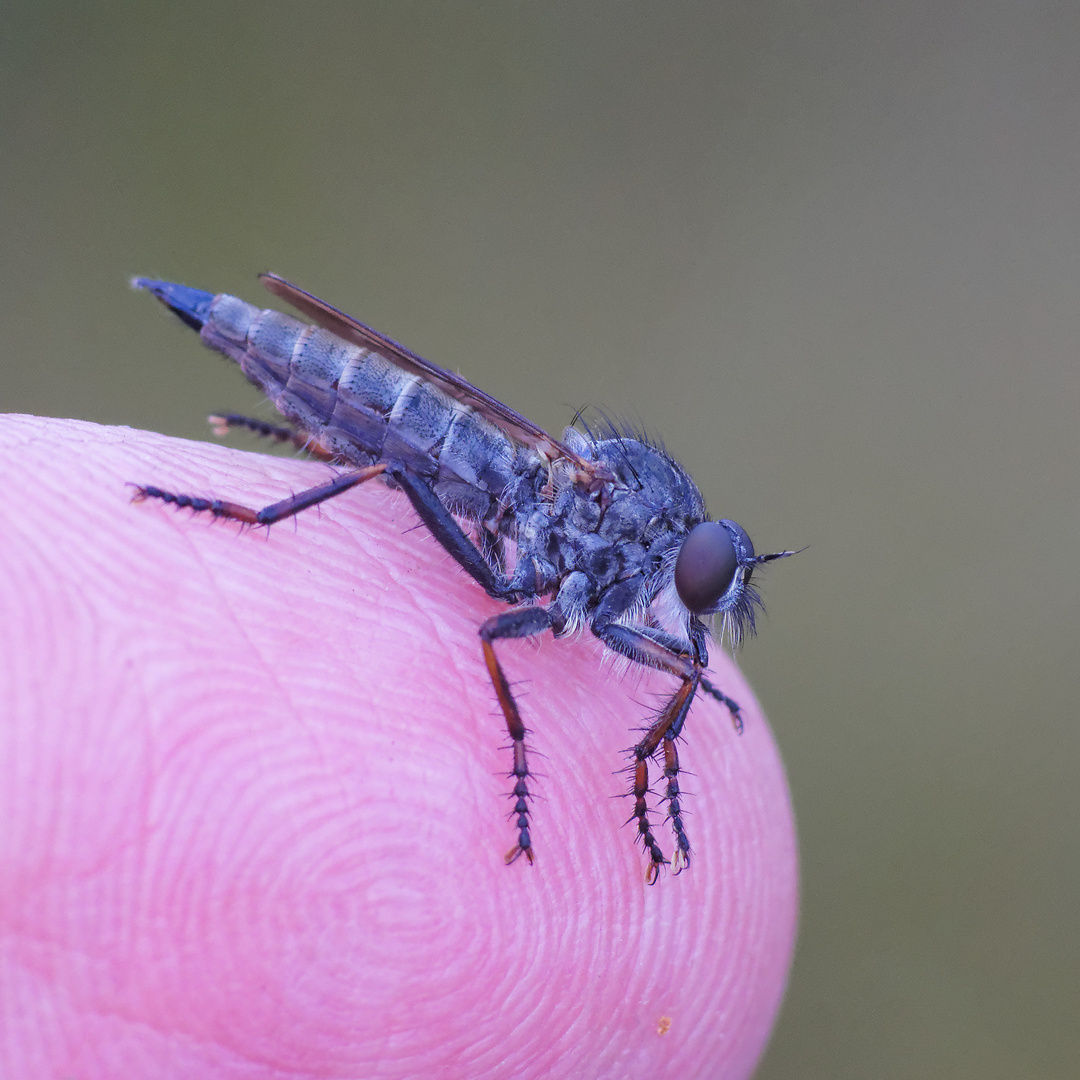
[509,433,708,624]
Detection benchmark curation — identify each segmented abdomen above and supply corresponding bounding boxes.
[200,293,521,521]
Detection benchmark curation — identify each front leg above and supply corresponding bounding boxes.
[595,619,743,734]
[624,674,700,883]
[591,585,743,881]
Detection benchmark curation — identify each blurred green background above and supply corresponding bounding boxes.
[3,3,1078,1076]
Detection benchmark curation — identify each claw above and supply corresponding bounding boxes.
[505,843,534,866]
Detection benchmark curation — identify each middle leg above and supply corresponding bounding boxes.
[478,605,557,866]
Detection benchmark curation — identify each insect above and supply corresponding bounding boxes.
[132,273,797,882]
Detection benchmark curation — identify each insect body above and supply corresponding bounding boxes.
[133,274,796,882]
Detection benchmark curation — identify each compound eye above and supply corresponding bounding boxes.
[674,521,739,614]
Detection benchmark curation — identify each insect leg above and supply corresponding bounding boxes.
[592,598,737,878]
[630,754,667,881]
[623,674,699,882]
[132,463,387,526]
[479,605,557,867]
[662,736,691,874]
[595,617,744,733]
[699,674,744,735]
[207,413,336,460]
[383,462,517,601]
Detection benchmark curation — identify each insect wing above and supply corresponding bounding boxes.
[260,273,595,472]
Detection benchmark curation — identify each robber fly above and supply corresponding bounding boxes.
[132,273,796,882]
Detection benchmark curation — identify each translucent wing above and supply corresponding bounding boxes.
[260,273,597,474]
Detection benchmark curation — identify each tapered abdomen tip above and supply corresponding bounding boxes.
[132,277,216,332]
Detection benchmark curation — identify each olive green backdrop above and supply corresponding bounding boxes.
[3,3,1078,1077]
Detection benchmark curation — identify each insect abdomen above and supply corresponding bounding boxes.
[199,293,519,511]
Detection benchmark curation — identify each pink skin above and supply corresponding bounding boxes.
[0,414,798,1080]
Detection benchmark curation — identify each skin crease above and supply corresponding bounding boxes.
[0,414,798,1080]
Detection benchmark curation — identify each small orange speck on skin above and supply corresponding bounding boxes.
[657,1016,672,1036]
